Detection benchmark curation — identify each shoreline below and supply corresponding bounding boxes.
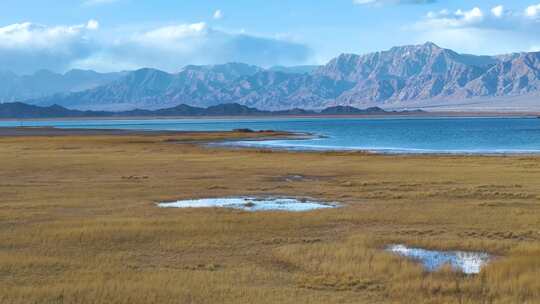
[3,126,540,157]
[1,111,540,122]
[215,140,540,157]
[0,126,295,139]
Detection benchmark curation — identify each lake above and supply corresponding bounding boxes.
[2,117,540,154]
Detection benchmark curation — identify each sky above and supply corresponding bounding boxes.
[1,0,539,74]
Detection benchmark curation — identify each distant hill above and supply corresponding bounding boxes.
[0,102,106,119]
[0,102,421,119]
[320,106,386,115]
[17,43,540,111]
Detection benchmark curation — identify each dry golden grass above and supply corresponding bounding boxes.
[0,130,539,303]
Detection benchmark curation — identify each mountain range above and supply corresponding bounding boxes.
[3,42,540,112]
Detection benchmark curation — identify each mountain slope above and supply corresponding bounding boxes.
[33,63,264,110]
[315,42,498,105]
[465,52,540,96]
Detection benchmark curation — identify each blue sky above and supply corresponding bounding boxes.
[1,0,539,74]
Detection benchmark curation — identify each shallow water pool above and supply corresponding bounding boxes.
[387,244,491,274]
[157,197,338,212]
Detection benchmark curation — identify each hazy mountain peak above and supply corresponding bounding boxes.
[0,70,17,78]
[388,42,442,53]
[268,65,320,74]
[423,41,440,48]
[133,67,164,74]
[33,69,58,77]
[417,41,443,52]
[182,62,261,72]
[0,68,125,103]
[64,69,100,76]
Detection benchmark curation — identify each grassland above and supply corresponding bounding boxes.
[0,129,539,304]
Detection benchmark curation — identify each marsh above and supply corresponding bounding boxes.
[0,128,539,304]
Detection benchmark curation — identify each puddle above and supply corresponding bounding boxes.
[158,197,338,212]
[387,244,491,274]
[283,174,309,182]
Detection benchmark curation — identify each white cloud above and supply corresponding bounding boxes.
[213,10,224,20]
[0,21,95,49]
[421,7,484,28]
[525,4,540,18]
[491,5,504,18]
[0,21,99,74]
[135,22,208,45]
[409,4,540,55]
[0,19,311,74]
[86,19,100,30]
[417,4,540,30]
[72,22,311,72]
[456,7,484,23]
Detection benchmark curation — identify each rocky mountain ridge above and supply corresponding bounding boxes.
[15,43,540,111]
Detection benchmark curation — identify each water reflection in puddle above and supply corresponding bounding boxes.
[158,197,338,212]
[387,244,491,274]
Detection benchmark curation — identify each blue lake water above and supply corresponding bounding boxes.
[1,117,540,154]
